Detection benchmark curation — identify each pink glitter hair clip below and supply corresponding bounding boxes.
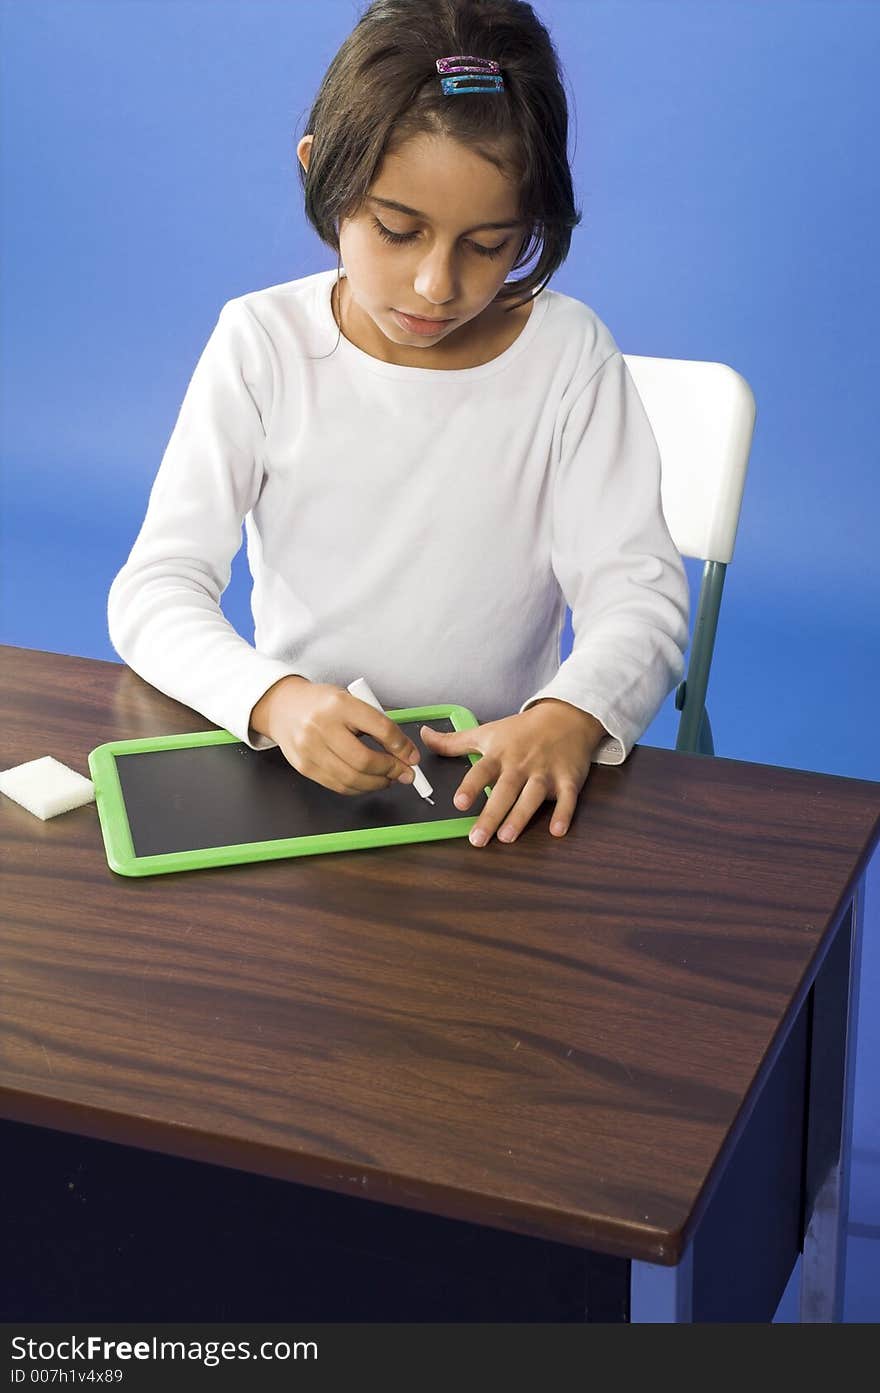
[436,54,504,95]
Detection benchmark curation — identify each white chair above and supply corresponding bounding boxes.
[623,354,757,755]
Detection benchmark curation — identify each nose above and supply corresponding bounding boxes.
[412,244,459,310]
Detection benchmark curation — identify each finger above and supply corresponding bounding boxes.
[452,755,498,812]
[549,780,581,837]
[283,736,393,796]
[343,700,420,778]
[329,726,418,787]
[347,697,421,762]
[495,777,553,844]
[466,773,525,848]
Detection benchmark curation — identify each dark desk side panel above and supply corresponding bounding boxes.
[2,1119,628,1323]
[691,1003,808,1322]
[804,911,852,1222]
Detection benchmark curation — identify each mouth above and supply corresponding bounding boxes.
[392,309,456,336]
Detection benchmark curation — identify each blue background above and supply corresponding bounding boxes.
[2,0,878,1319]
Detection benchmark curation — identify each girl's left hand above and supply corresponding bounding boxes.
[419,700,607,847]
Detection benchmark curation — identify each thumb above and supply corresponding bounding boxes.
[420,723,470,755]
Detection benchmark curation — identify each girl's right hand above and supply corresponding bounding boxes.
[249,676,421,796]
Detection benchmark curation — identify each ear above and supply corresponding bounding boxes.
[297,133,314,174]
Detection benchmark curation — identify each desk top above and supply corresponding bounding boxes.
[2,644,879,1264]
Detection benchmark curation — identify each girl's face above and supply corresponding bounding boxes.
[299,132,529,361]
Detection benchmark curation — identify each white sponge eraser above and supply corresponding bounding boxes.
[0,755,96,820]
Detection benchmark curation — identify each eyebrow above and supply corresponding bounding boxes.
[366,196,523,235]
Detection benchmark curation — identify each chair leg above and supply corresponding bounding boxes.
[697,709,715,756]
[674,561,727,755]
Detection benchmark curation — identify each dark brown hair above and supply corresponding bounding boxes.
[298,0,581,312]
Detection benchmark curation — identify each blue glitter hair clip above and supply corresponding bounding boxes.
[436,55,504,95]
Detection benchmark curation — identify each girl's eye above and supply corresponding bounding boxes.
[371,217,509,260]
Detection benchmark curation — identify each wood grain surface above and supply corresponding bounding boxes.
[2,644,879,1264]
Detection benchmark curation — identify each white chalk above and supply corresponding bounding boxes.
[0,755,95,821]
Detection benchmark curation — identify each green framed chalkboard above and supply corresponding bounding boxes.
[88,704,490,878]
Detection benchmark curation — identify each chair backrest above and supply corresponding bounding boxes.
[622,354,757,753]
[622,355,756,564]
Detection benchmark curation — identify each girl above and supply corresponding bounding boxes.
[108,0,689,849]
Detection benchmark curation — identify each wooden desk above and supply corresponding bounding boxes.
[2,645,878,1322]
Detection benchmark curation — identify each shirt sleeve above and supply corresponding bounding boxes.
[519,350,690,764]
[107,299,303,749]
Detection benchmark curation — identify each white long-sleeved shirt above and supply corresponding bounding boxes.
[108,268,689,762]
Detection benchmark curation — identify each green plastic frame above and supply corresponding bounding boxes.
[88,704,489,878]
